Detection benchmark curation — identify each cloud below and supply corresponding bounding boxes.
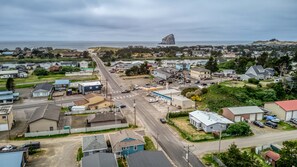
[0,0,297,41]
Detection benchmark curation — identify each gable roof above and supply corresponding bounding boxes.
[0,151,25,167]
[82,135,107,152]
[87,112,124,123]
[191,67,210,72]
[275,100,297,111]
[225,106,264,115]
[29,104,60,123]
[109,130,145,152]
[127,151,173,167]
[33,83,53,92]
[265,151,280,161]
[82,153,118,167]
[54,79,70,85]
[190,110,233,126]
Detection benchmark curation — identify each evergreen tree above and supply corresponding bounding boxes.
[277,141,297,166]
[6,78,15,92]
[205,56,218,72]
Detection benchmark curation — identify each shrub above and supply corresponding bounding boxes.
[226,122,252,136]
[34,67,49,76]
[181,87,198,96]
[248,78,260,84]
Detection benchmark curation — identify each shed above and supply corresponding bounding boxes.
[222,106,264,122]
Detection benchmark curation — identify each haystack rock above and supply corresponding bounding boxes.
[159,34,175,45]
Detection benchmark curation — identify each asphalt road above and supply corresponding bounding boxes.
[92,55,204,167]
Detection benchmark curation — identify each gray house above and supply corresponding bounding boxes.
[189,110,233,133]
[127,151,173,167]
[241,65,274,81]
[82,153,118,167]
[32,83,53,98]
[82,135,108,157]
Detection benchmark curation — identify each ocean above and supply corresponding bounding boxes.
[0,41,252,51]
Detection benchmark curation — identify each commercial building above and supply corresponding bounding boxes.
[222,106,264,122]
[264,100,297,121]
[0,105,13,131]
[78,81,102,95]
[190,67,211,80]
[189,110,233,133]
[171,95,195,109]
[0,70,19,79]
[152,89,181,104]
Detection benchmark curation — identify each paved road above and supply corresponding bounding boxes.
[92,54,204,167]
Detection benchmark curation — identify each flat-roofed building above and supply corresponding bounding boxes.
[0,105,13,131]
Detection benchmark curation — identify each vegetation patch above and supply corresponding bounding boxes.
[76,147,83,161]
[144,136,157,151]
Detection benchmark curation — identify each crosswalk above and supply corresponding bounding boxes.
[113,94,138,100]
[109,91,122,94]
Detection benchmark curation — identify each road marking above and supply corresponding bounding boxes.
[182,157,193,167]
[164,135,170,141]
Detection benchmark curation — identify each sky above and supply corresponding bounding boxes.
[0,0,297,41]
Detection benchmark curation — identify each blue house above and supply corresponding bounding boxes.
[109,130,145,157]
[78,81,102,95]
[176,63,190,71]
[54,79,70,91]
[0,91,19,104]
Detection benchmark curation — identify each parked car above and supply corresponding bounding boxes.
[22,141,41,150]
[201,83,207,86]
[264,121,278,129]
[253,121,265,128]
[149,99,158,103]
[195,80,200,84]
[121,90,131,93]
[160,118,167,124]
[0,145,17,151]
[290,118,297,125]
[265,115,280,123]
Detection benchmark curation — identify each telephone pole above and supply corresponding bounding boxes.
[133,99,136,127]
[105,79,108,98]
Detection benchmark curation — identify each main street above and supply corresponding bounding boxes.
[91,54,205,167]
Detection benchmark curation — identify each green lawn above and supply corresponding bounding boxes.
[144,136,157,151]
[278,121,297,131]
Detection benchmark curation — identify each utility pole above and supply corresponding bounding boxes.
[133,99,136,127]
[105,79,108,98]
[218,126,222,154]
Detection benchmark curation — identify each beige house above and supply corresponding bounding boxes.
[190,67,211,80]
[0,105,13,131]
[28,104,60,132]
[264,100,297,121]
[171,95,195,109]
[74,93,113,110]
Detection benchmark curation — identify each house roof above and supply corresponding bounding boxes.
[29,104,60,123]
[79,81,102,87]
[0,151,25,167]
[265,151,280,161]
[54,79,70,85]
[154,69,172,78]
[0,91,13,95]
[82,135,107,152]
[74,99,89,106]
[0,105,12,115]
[82,153,118,167]
[109,130,145,152]
[189,110,233,126]
[33,83,53,92]
[87,112,124,123]
[275,100,297,111]
[127,151,173,167]
[0,70,19,75]
[153,89,181,96]
[191,67,210,72]
[225,106,264,115]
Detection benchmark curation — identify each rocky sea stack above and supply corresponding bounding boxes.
[159,34,175,45]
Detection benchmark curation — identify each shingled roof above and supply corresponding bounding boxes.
[29,104,60,123]
[33,83,53,92]
[87,112,124,123]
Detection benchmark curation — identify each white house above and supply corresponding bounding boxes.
[32,83,53,98]
[79,61,89,68]
[189,110,233,133]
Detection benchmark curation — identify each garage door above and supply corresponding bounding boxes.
[286,112,292,121]
[256,113,263,121]
[234,116,241,122]
[250,114,256,121]
[293,111,297,118]
[0,124,8,131]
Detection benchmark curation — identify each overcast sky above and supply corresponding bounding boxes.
[1,0,297,41]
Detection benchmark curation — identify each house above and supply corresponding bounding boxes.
[78,81,102,95]
[32,83,53,98]
[176,63,191,71]
[79,61,89,68]
[152,89,181,104]
[60,61,77,67]
[28,104,60,132]
[264,100,297,121]
[222,106,264,122]
[241,65,274,81]
[152,68,174,81]
[265,151,280,167]
[109,130,145,157]
[18,72,28,78]
[171,95,195,109]
[1,51,14,56]
[60,51,82,58]
[87,112,126,127]
[0,91,19,104]
[82,153,118,167]
[127,151,173,167]
[0,70,19,78]
[0,105,13,131]
[54,79,70,91]
[190,67,211,80]
[74,93,113,110]
[82,135,108,156]
[222,69,236,77]
[49,65,61,72]
[189,110,233,133]
[0,151,27,167]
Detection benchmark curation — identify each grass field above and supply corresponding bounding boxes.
[170,117,214,141]
[144,136,157,151]
[221,80,273,88]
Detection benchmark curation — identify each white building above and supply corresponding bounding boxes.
[0,105,13,131]
[152,89,181,104]
[79,61,89,68]
[189,110,233,133]
[171,95,195,109]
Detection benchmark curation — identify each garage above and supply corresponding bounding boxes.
[249,114,256,121]
[286,112,292,121]
[256,113,263,120]
[234,116,241,122]
[222,106,264,123]
[293,111,297,118]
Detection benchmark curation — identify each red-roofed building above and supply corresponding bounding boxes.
[264,100,297,121]
[265,150,280,167]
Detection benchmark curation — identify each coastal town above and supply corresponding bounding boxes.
[0,38,297,167]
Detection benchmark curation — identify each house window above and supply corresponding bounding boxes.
[2,116,6,119]
[134,146,137,151]
[50,127,54,131]
[90,87,92,90]
[122,147,125,150]
[96,86,99,88]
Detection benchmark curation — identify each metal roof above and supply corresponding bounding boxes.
[127,151,173,167]
[0,151,24,167]
[54,79,70,85]
[0,70,18,75]
[0,105,12,115]
[275,100,297,111]
[82,153,118,167]
[190,110,233,126]
[79,81,101,86]
[33,83,53,92]
[82,135,107,152]
[226,106,264,115]
[153,89,181,96]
